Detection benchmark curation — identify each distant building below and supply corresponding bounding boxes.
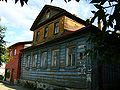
[19,5,100,90]
[4,41,32,84]
[0,63,5,76]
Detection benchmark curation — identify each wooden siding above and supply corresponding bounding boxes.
[64,16,85,31]
[20,34,91,89]
[33,16,64,46]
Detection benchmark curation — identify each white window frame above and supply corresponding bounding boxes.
[14,49,16,55]
[26,55,30,68]
[10,50,12,56]
[41,52,47,68]
[32,54,38,67]
[66,46,75,66]
[54,22,59,34]
[52,49,59,67]
[44,27,48,38]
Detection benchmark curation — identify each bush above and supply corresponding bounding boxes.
[0,75,4,80]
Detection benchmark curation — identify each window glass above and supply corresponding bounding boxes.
[46,10,50,19]
[26,55,30,68]
[36,31,40,41]
[52,49,59,67]
[32,54,37,67]
[14,49,16,55]
[41,52,47,68]
[66,46,75,66]
[44,27,48,38]
[54,22,59,34]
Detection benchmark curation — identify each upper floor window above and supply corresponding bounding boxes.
[41,51,47,68]
[36,31,40,41]
[54,22,59,34]
[44,27,48,38]
[10,50,12,56]
[52,49,59,67]
[14,49,16,55]
[25,55,30,68]
[66,46,75,66]
[32,54,38,67]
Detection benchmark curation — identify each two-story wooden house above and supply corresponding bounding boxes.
[20,5,100,90]
[5,41,32,84]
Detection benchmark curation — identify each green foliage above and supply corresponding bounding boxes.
[87,0,120,63]
[0,20,6,65]
[1,0,120,63]
[0,75,4,80]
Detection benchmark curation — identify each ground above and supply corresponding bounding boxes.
[0,82,30,90]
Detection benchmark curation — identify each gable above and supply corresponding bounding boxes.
[30,5,86,31]
[30,5,65,31]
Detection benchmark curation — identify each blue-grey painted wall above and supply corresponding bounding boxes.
[20,33,92,89]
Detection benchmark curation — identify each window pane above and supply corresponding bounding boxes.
[54,22,59,34]
[66,46,75,66]
[26,55,30,68]
[52,49,59,67]
[41,52,47,67]
[36,31,40,41]
[32,54,37,67]
[44,27,48,38]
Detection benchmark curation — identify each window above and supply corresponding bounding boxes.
[10,50,12,56]
[66,46,75,66]
[36,31,40,41]
[32,54,38,67]
[78,45,86,60]
[46,10,50,19]
[54,22,59,34]
[52,49,59,67]
[41,52,47,68]
[44,27,48,38]
[14,49,16,55]
[26,55,30,68]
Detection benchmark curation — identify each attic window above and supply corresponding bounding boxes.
[46,10,50,19]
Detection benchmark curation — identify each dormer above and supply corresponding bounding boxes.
[30,5,86,46]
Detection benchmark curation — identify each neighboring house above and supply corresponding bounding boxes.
[20,5,100,90]
[5,41,32,84]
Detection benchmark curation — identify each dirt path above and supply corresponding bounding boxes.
[0,82,30,90]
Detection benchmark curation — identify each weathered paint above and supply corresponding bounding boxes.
[20,34,92,89]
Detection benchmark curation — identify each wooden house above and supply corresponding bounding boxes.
[5,41,32,84]
[20,5,100,90]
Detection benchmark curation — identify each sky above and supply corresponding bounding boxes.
[0,0,95,46]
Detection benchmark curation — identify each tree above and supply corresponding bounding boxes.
[1,0,120,62]
[0,19,6,66]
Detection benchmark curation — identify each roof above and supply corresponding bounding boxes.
[22,25,100,51]
[30,5,86,31]
[8,41,32,48]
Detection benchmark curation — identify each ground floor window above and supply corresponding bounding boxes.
[32,54,38,67]
[41,51,47,68]
[25,55,30,68]
[52,49,59,67]
[66,46,76,66]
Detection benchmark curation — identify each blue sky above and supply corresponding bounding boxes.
[0,0,95,46]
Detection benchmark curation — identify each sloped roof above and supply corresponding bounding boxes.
[23,25,100,51]
[8,41,32,49]
[30,5,86,31]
